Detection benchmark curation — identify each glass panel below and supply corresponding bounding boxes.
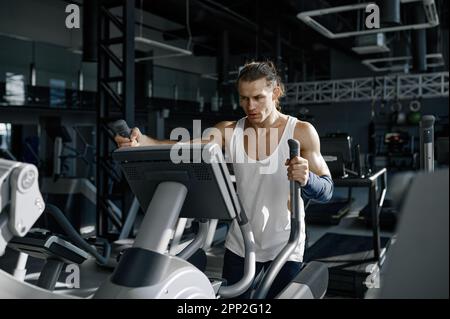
[0,123,13,160]
[49,78,66,107]
[5,72,25,105]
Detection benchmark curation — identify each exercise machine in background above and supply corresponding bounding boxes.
[304,166,390,298]
[360,116,439,231]
[40,125,140,240]
[379,115,448,298]
[304,134,391,298]
[0,158,113,298]
[304,115,448,299]
[305,134,354,225]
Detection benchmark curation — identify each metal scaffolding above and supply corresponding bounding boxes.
[97,0,135,238]
[284,72,449,105]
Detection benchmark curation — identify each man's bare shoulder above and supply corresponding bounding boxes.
[294,120,318,136]
[214,121,237,131]
[293,120,320,150]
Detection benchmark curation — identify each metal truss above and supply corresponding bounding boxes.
[284,72,449,105]
[97,0,135,238]
[362,53,445,72]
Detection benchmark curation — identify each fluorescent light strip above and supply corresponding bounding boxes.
[135,36,192,56]
[135,53,192,62]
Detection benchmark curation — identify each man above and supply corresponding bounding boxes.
[115,61,333,298]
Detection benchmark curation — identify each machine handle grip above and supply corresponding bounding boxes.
[253,139,302,299]
[109,119,132,138]
[288,139,300,160]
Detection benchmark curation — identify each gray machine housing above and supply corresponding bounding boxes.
[94,144,245,299]
[113,144,238,221]
[95,143,328,299]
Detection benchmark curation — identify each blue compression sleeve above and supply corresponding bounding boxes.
[301,172,334,202]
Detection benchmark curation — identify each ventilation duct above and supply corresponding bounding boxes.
[352,33,390,54]
[412,4,427,72]
[441,1,449,70]
[377,0,401,26]
[443,29,449,70]
[83,0,99,62]
[297,0,439,39]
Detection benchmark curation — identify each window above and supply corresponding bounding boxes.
[5,72,25,105]
[0,123,11,147]
[50,79,66,107]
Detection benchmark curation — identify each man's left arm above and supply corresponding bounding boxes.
[286,121,333,202]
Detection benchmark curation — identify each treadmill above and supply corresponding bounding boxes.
[305,135,393,298]
[305,135,353,225]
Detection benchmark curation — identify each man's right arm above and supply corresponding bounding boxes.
[114,127,169,148]
[114,121,236,149]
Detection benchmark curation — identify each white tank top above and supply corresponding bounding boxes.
[224,116,306,262]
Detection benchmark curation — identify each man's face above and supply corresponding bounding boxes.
[238,78,278,124]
